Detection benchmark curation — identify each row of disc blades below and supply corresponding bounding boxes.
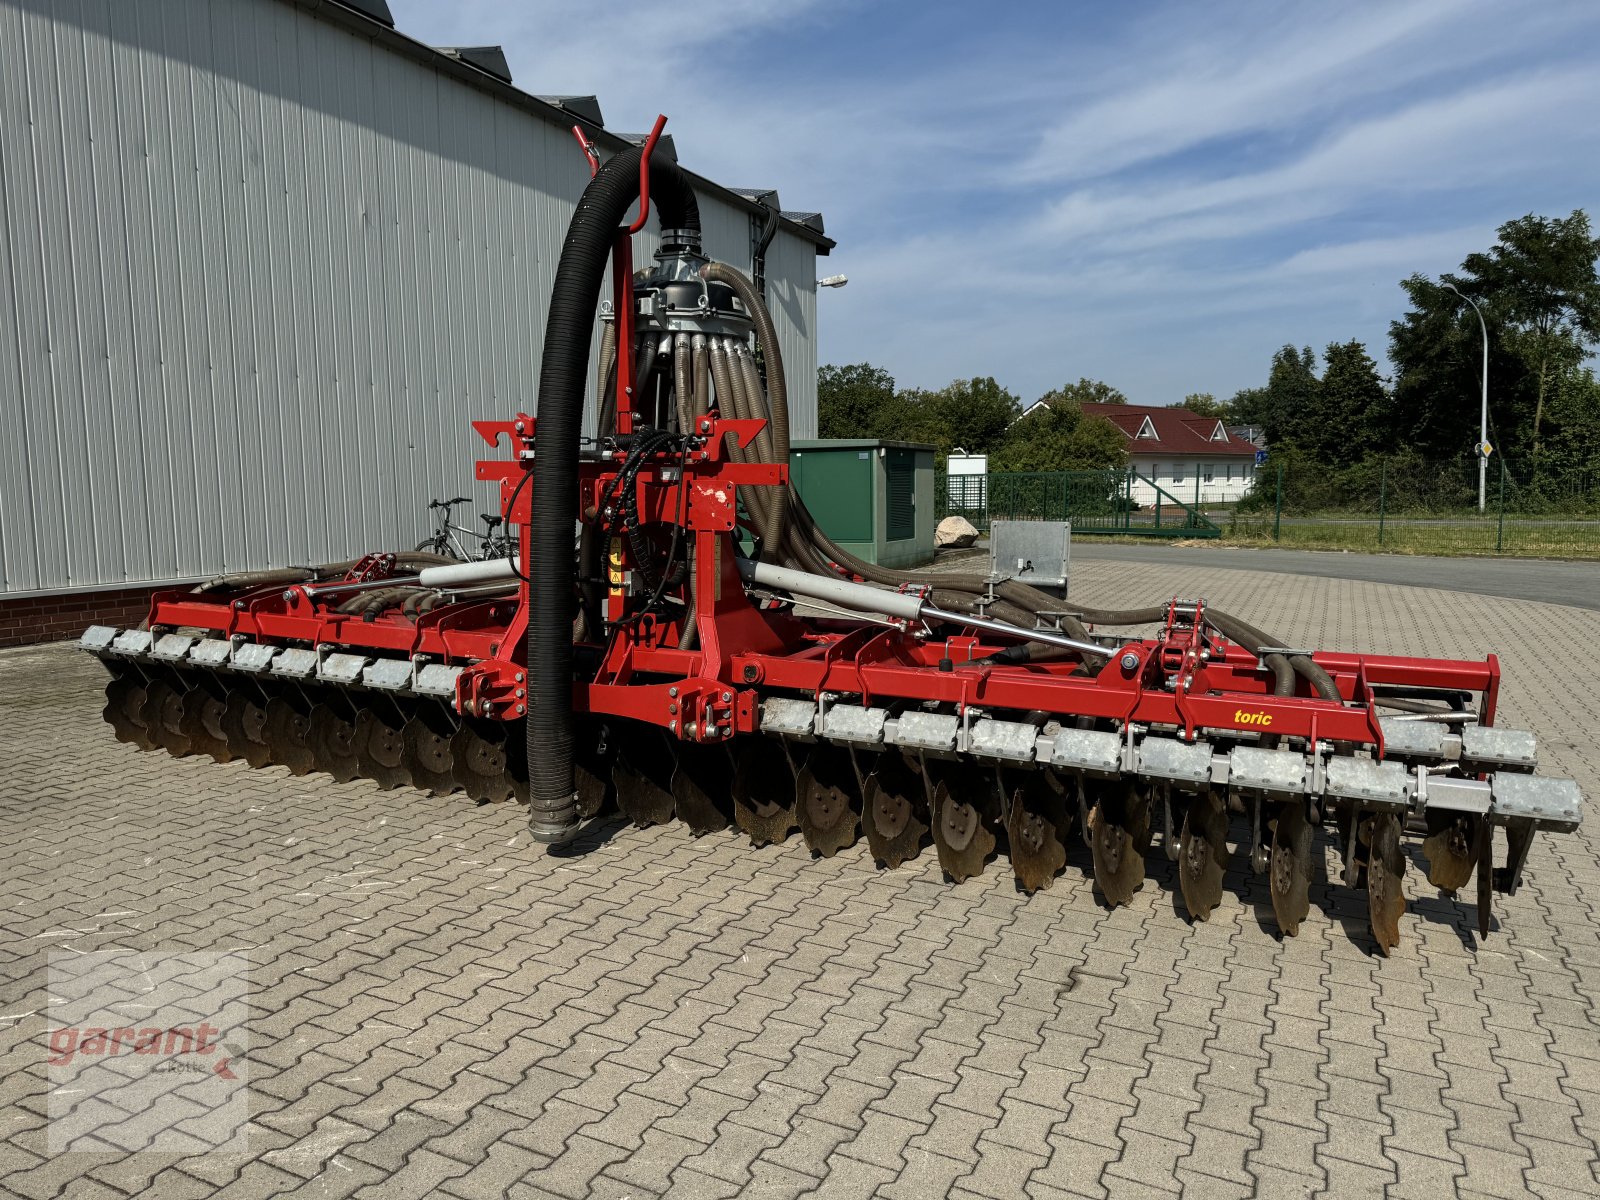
[103,668,521,803]
[595,727,1492,955]
[105,665,1493,953]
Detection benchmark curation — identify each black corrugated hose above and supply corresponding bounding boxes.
[525,146,699,845]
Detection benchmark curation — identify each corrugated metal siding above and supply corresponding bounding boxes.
[765,228,819,441]
[0,0,819,593]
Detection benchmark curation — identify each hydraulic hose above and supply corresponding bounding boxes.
[703,263,790,560]
[673,335,692,434]
[709,276,1324,699]
[691,334,710,419]
[526,145,699,845]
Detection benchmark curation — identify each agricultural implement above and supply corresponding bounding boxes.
[81,121,1583,954]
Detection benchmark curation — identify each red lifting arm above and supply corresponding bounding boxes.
[571,125,599,179]
[628,114,668,234]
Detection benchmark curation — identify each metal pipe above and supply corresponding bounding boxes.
[737,559,1112,658]
[920,603,1114,658]
[418,558,520,588]
[1445,281,1490,513]
[298,574,422,598]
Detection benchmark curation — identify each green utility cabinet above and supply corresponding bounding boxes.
[789,439,936,568]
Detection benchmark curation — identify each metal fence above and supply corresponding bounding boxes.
[937,470,1220,538]
[1231,455,1600,558]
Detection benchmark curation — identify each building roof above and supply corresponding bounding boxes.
[280,0,834,253]
[1081,403,1259,457]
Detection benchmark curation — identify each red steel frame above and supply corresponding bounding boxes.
[141,400,1500,763]
[137,156,1502,759]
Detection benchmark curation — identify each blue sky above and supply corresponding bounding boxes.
[388,0,1600,407]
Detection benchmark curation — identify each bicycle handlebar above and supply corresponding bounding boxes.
[429,496,471,509]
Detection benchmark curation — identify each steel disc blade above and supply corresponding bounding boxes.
[1269,799,1315,937]
[178,682,235,763]
[1422,809,1479,894]
[612,726,677,827]
[1366,812,1407,956]
[307,702,361,782]
[402,705,459,796]
[353,706,411,789]
[795,743,860,858]
[1087,778,1150,906]
[103,675,157,751]
[221,689,273,768]
[573,717,615,820]
[1005,770,1069,894]
[171,677,231,763]
[863,751,928,870]
[672,743,734,835]
[451,719,515,803]
[262,696,316,776]
[928,762,997,884]
[731,737,797,846]
[1178,789,1229,921]
[140,678,194,757]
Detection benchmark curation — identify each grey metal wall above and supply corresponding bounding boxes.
[0,0,820,595]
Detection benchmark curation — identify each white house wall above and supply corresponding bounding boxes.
[1129,458,1258,507]
[0,0,821,594]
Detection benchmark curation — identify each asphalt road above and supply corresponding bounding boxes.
[1070,541,1600,610]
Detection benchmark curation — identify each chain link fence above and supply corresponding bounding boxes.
[1229,455,1600,557]
[937,470,1219,537]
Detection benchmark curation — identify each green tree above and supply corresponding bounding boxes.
[1181,392,1231,421]
[1263,345,1320,450]
[1389,210,1600,464]
[1466,212,1600,459]
[992,402,1128,472]
[907,377,1021,458]
[817,363,897,439]
[1037,378,1128,407]
[1539,367,1600,483]
[1228,385,1271,430]
[1312,340,1387,468]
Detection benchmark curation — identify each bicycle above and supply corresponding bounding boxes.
[417,498,513,561]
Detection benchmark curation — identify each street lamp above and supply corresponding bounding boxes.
[1444,281,1490,513]
[817,274,848,288]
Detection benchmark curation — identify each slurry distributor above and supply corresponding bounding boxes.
[82,120,1583,954]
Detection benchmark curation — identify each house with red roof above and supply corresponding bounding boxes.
[1080,403,1262,505]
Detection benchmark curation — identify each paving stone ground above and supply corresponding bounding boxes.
[2,559,1598,1199]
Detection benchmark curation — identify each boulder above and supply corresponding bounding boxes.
[936,515,980,550]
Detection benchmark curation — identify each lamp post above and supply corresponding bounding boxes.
[1444,281,1489,513]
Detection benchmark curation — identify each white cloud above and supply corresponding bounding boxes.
[383,0,1600,404]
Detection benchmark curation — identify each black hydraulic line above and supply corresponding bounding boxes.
[524,143,698,845]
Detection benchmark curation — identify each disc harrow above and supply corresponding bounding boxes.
[78,121,1584,958]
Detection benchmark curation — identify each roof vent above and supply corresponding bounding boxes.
[537,95,605,128]
[440,46,513,83]
[617,131,678,162]
[781,210,826,234]
[334,0,395,26]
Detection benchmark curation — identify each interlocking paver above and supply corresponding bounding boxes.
[4,564,1600,1196]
